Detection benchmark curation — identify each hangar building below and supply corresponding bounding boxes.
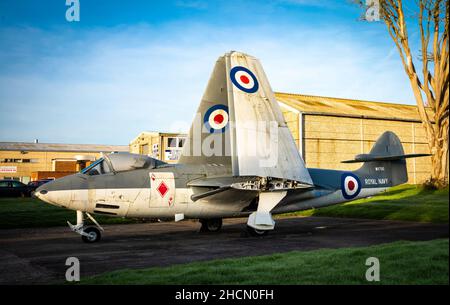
[131,93,432,184]
[0,142,128,183]
[276,93,432,184]
[129,131,186,164]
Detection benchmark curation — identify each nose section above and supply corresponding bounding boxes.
[35,180,58,206]
[35,175,76,208]
[35,184,49,200]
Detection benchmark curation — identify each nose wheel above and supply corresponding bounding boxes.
[81,226,102,243]
[68,211,104,243]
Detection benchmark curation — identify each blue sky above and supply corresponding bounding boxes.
[0,0,417,145]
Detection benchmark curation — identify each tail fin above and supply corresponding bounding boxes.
[348,131,430,186]
[179,51,312,185]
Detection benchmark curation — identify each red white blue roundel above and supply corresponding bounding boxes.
[204,104,229,133]
[341,173,361,199]
[230,66,259,93]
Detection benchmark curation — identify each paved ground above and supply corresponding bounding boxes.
[0,216,448,284]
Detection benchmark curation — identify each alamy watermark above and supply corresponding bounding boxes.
[179,113,280,168]
[365,257,380,282]
[65,256,80,282]
[365,0,380,22]
[65,0,80,22]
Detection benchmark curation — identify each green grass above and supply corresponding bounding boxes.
[286,184,449,223]
[81,238,449,285]
[0,197,135,229]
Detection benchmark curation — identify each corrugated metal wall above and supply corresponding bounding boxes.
[281,109,431,184]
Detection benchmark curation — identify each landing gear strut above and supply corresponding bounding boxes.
[68,211,104,243]
[199,218,222,232]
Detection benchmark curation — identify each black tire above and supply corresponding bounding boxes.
[200,218,222,232]
[81,227,101,243]
[246,226,269,236]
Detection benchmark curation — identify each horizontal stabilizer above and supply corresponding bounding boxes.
[342,153,431,163]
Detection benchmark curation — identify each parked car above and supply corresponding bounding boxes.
[27,179,54,191]
[0,180,33,197]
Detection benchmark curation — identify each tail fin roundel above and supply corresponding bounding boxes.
[179,51,313,186]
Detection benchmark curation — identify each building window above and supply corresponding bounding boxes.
[167,137,178,148]
[0,158,39,163]
[164,137,186,161]
[167,137,186,148]
[152,144,159,158]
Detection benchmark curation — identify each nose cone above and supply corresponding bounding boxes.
[35,184,50,201]
[35,175,76,208]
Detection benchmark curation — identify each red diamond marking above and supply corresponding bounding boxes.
[157,181,168,197]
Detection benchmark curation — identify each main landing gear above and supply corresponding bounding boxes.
[199,218,269,236]
[246,225,269,236]
[68,211,104,243]
[199,218,223,232]
[246,191,287,236]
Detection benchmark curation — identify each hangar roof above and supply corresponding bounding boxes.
[275,92,433,122]
[0,142,129,153]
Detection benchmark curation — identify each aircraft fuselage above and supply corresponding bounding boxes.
[35,165,387,220]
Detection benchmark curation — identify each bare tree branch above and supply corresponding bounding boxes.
[367,0,449,187]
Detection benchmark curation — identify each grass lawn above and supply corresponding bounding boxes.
[0,197,135,229]
[81,238,449,285]
[287,184,449,224]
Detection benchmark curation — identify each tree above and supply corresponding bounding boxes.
[360,0,449,188]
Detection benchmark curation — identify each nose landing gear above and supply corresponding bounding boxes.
[68,211,104,243]
[81,226,101,243]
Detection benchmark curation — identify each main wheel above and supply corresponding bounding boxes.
[81,227,101,243]
[200,218,223,232]
[246,226,269,236]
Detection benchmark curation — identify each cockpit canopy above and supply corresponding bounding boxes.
[81,152,165,176]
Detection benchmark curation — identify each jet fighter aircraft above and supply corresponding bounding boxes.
[35,51,429,242]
